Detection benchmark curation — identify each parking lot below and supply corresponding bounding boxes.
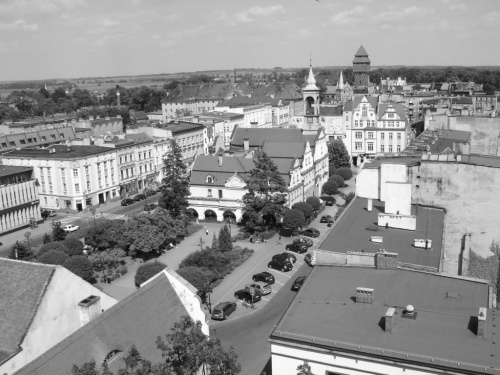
[209,205,339,324]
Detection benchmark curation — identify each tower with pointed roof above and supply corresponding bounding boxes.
[338,70,344,90]
[302,63,321,133]
[353,45,370,88]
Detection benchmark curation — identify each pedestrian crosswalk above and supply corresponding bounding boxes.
[54,216,81,225]
[53,212,127,225]
[100,213,127,221]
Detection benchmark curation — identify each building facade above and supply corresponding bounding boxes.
[0,166,41,234]
[2,145,119,211]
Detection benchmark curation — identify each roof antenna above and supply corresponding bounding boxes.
[309,52,312,67]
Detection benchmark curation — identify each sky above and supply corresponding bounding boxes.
[0,0,499,81]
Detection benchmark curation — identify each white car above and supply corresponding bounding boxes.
[63,224,80,233]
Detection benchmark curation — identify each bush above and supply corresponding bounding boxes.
[329,164,337,177]
[38,251,69,265]
[343,192,355,206]
[62,238,84,256]
[38,242,69,257]
[282,209,305,229]
[329,174,345,188]
[63,255,93,281]
[292,202,315,219]
[260,229,276,240]
[336,167,353,181]
[176,266,217,291]
[135,261,168,287]
[9,241,33,261]
[52,221,66,241]
[42,233,52,244]
[306,196,321,211]
[322,181,338,196]
[232,231,251,242]
[119,265,128,275]
[179,250,230,278]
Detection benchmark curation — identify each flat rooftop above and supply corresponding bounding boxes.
[319,198,443,269]
[271,266,498,372]
[0,165,33,178]
[3,144,114,160]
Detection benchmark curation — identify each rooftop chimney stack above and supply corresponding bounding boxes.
[478,307,487,338]
[78,295,101,327]
[356,287,374,304]
[243,138,249,151]
[218,154,223,167]
[384,307,395,333]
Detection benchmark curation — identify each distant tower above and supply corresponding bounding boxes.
[302,62,321,134]
[353,45,370,88]
[338,70,344,90]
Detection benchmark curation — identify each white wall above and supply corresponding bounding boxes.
[385,182,411,215]
[355,168,379,199]
[380,163,408,202]
[378,213,416,230]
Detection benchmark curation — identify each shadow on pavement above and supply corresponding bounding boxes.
[259,357,272,375]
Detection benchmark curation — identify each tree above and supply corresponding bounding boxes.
[63,237,84,256]
[135,261,167,287]
[282,209,305,230]
[292,202,315,220]
[52,221,66,241]
[322,181,338,196]
[306,196,321,211]
[41,210,50,222]
[297,360,316,375]
[9,241,33,260]
[38,241,69,257]
[335,167,353,181]
[63,255,93,281]
[328,174,345,188]
[43,233,52,244]
[328,139,351,170]
[158,139,190,217]
[211,233,219,251]
[176,266,214,292]
[243,153,287,232]
[38,250,69,265]
[218,225,233,252]
[155,315,240,375]
[85,220,128,251]
[88,248,126,278]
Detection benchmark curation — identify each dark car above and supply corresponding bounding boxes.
[211,301,236,320]
[304,253,315,267]
[134,194,146,201]
[320,215,332,223]
[285,243,307,254]
[144,189,157,196]
[234,289,262,303]
[293,237,313,247]
[325,199,336,206]
[143,204,157,211]
[121,198,134,206]
[268,259,293,272]
[273,252,297,264]
[252,271,275,284]
[302,228,320,238]
[291,276,306,291]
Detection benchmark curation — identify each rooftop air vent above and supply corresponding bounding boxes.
[402,305,417,320]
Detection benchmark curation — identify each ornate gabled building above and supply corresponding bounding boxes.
[302,65,321,134]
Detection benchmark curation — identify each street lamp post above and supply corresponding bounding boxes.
[24,231,31,252]
[90,208,97,227]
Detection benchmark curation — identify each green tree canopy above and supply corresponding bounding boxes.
[38,250,69,265]
[328,174,345,188]
[306,196,321,210]
[218,225,233,252]
[52,221,67,241]
[63,237,84,256]
[88,248,126,278]
[85,220,128,251]
[282,209,305,229]
[63,255,93,281]
[135,261,167,287]
[328,139,351,170]
[335,167,353,181]
[322,180,338,196]
[292,202,315,220]
[9,241,33,260]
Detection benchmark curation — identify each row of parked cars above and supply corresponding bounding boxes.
[121,190,157,207]
[211,235,317,321]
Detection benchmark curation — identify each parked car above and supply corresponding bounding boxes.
[211,301,237,320]
[272,252,297,264]
[325,199,336,206]
[293,237,313,247]
[291,276,306,291]
[46,210,57,217]
[134,194,146,201]
[268,259,293,272]
[285,243,308,254]
[63,224,80,233]
[144,189,157,196]
[302,228,320,238]
[320,215,332,223]
[304,253,315,267]
[143,204,157,211]
[252,271,275,284]
[234,289,262,303]
[121,198,134,206]
[245,282,272,296]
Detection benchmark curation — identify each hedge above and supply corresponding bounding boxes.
[38,251,69,266]
[135,261,168,287]
[62,238,84,256]
[38,242,69,257]
[63,255,93,281]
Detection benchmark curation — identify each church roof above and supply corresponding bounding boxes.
[355,45,369,56]
[303,66,319,91]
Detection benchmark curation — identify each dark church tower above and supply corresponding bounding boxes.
[353,45,370,88]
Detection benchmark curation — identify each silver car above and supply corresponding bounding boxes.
[245,282,272,296]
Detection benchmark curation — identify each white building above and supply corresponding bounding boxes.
[3,145,119,211]
[216,97,272,128]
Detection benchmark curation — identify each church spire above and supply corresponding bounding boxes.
[338,70,344,90]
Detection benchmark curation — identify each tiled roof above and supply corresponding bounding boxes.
[162,121,206,135]
[324,86,339,95]
[262,142,306,159]
[0,260,55,364]
[190,155,254,187]
[231,128,304,148]
[251,82,302,101]
[319,106,343,116]
[3,145,115,160]
[162,83,252,103]
[124,133,154,144]
[378,103,407,121]
[451,97,473,105]
[403,129,471,155]
[354,45,368,56]
[0,165,33,178]
[15,270,194,375]
[345,96,379,113]
[216,95,273,108]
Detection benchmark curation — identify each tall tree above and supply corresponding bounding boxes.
[243,153,287,232]
[211,233,219,251]
[158,139,190,217]
[52,221,66,241]
[328,139,351,170]
[218,225,233,252]
[9,241,32,260]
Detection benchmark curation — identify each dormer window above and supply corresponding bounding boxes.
[206,175,214,183]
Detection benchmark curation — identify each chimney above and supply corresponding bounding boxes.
[478,307,487,338]
[193,116,199,123]
[356,287,374,304]
[243,138,249,151]
[77,295,101,327]
[218,154,223,167]
[384,307,395,333]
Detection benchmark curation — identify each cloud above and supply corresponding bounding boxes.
[102,17,120,27]
[371,6,429,22]
[329,6,366,26]
[235,5,285,24]
[356,0,373,3]
[0,19,39,31]
[442,0,466,11]
[482,12,499,27]
[0,0,85,15]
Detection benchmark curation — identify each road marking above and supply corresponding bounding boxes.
[272,270,292,278]
[262,297,270,301]
[274,281,284,286]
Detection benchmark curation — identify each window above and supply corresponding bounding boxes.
[9,141,15,146]
[371,120,375,127]
[73,169,78,178]
[207,188,212,197]
[388,113,394,118]
[87,181,91,191]
[355,120,358,127]
[355,132,362,139]
[389,133,393,140]
[389,145,393,152]
[362,105,367,116]
[60,134,65,139]
[368,143,373,151]
[41,136,46,141]
[61,168,65,177]
[381,145,385,152]
[20,140,26,145]
[27,138,33,143]
[367,132,374,139]
[1,143,6,147]
[381,132,385,140]
[85,166,89,175]
[50,134,56,140]
[346,116,349,121]
[397,145,401,152]
[355,142,362,151]
[218,190,223,199]
[397,133,401,140]
[63,183,67,194]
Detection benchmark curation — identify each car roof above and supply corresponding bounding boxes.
[214,301,232,309]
